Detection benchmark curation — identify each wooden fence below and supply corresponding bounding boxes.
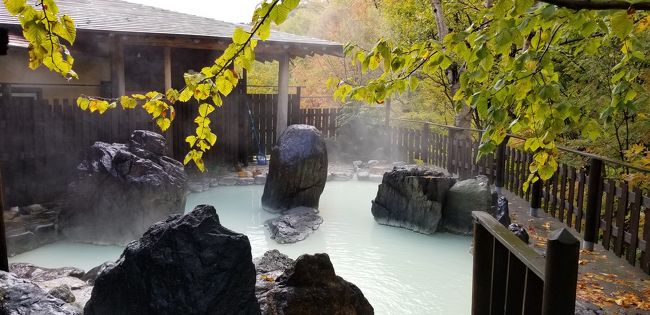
[248,87,339,155]
[0,90,340,206]
[472,211,579,315]
[390,121,650,275]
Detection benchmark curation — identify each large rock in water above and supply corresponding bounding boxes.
[255,251,374,315]
[262,125,328,212]
[0,271,81,314]
[84,205,260,315]
[443,175,492,234]
[371,167,456,234]
[265,207,323,244]
[60,130,187,245]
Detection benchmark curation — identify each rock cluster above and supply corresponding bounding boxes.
[255,251,374,315]
[60,130,187,245]
[262,124,328,212]
[372,167,494,235]
[371,167,455,234]
[3,263,95,314]
[0,271,82,315]
[4,204,59,255]
[84,205,260,315]
[265,207,323,244]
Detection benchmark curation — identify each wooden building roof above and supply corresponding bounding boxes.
[0,0,342,58]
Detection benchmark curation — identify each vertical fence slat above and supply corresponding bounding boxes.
[602,180,616,250]
[614,181,629,257]
[567,167,576,228]
[627,186,642,265]
[575,169,586,233]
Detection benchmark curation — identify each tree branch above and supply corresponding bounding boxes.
[540,0,650,11]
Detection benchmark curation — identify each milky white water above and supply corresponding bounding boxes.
[10,181,472,314]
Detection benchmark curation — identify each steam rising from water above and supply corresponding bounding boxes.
[10,181,472,314]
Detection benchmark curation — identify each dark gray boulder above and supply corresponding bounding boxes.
[0,271,81,315]
[495,196,511,226]
[443,175,492,235]
[49,285,76,303]
[265,207,323,244]
[9,263,85,282]
[60,130,187,245]
[256,253,374,315]
[508,223,530,244]
[81,262,115,285]
[254,250,295,296]
[262,125,328,212]
[371,167,455,234]
[84,205,260,315]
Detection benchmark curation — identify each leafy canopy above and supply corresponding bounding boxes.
[333,0,649,190]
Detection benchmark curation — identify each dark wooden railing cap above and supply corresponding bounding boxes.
[547,228,580,245]
[472,211,546,279]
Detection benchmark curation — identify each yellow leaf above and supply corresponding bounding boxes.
[76,97,89,110]
[198,103,215,117]
[120,96,137,109]
[185,135,197,147]
[156,117,171,131]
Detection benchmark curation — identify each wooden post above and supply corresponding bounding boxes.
[583,158,603,251]
[276,53,290,140]
[110,36,125,98]
[293,86,302,125]
[0,166,8,271]
[531,179,543,217]
[1,83,10,103]
[447,128,455,174]
[0,27,7,56]
[542,228,579,315]
[471,219,492,315]
[495,138,508,195]
[163,46,173,154]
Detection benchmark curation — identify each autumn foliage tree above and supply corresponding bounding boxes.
[333,0,650,189]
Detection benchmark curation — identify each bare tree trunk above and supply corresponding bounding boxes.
[429,0,472,132]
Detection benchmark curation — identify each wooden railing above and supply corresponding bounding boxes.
[472,211,579,315]
[391,121,650,275]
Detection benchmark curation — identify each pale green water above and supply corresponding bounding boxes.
[10,181,472,314]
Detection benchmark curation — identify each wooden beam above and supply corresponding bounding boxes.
[0,166,9,272]
[111,35,125,97]
[163,46,174,153]
[164,47,172,90]
[118,34,340,60]
[0,28,8,56]
[276,53,290,140]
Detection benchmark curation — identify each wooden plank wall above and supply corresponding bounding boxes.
[0,93,340,205]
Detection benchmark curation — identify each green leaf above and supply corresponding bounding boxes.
[283,0,299,10]
[581,120,601,141]
[233,27,248,45]
[3,0,26,15]
[610,11,634,39]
